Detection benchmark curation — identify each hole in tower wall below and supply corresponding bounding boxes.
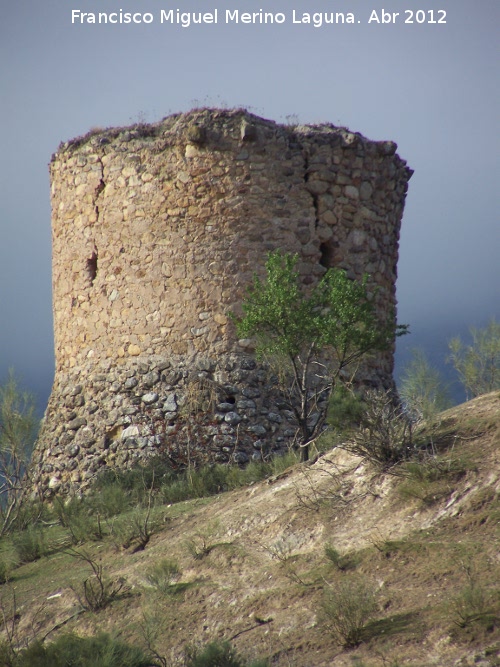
[86,249,98,286]
[319,242,335,269]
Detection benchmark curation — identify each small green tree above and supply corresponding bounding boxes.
[233,251,407,461]
[0,371,39,535]
[448,319,500,399]
[399,349,452,421]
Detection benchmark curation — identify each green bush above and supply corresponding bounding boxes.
[0,557,10,584]
[160,459,279,505]
[448,319,500,399]
[324,544,357,571]
[221,460,270,490]
[7,500,48,534]
[402,456,468,484]
[89,452,301,511]
[0,371,39,537]
[187,465,228,498]
[111,507,157,553]
[89,484,131,518]
[6,632,154,667]
[53,497,104,544]
[112,462,217,506]
[93,459,173,505]
[321,576,379,647]
[145,558,181,595]
[399,349,452,422]
[398,455,469,506]
[451,579,499,631]
[452,582,488,628]
[184,640,268,667]
[159,477,193,505]
[12,526,48,564]
[0,640,15,667]
[185,531,218,561]
[269,450,300,476]
[327,384,366,439]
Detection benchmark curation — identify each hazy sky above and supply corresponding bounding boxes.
[1,0,499,409]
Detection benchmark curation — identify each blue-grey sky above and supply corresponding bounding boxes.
[1,0,499,410]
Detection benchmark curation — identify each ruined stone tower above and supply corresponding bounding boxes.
[32,109,412,495]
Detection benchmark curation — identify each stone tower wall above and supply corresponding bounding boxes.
[32,109,412,495]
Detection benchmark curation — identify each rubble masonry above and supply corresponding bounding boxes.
[32,108,412,495]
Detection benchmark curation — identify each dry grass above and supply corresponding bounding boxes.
[1,392,499,666]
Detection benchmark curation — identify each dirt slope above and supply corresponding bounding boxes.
[4,392,500,666]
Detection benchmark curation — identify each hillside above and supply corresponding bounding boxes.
[1,392,499,666]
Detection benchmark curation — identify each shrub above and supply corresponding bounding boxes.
[184,640,268,667]
[89,483,131,518]
[223,460,270,489]
[68,549,127,612]
[448,319,500,399]
[7,500,48,534]
[340,390,413,467]
[93,458,173,505]
[159,461,263,505]
[0,372,39,536]
[145,558,181,595]
[159,477,193,505]
[321,576,379,647]
[324,544,357,571]
[157,464,226,505]
[0,640,16,667]
[398,455,469,506]
[0,558,10,585]
[53,497,104,544]
[399,349,452,421]
[452,582,489,628]
[402,455,468,484]
[110,506,155,552]
[12,526,48,564]
[89,452,302,511]
[187,465,228,498]
[324,544,342,567]
[327,384,366,439]
[186,534,216,561]
[269,450,300,476]
[9,632,154,667]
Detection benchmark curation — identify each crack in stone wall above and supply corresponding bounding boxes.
[33,108,412,496]
[303,151,321,231]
